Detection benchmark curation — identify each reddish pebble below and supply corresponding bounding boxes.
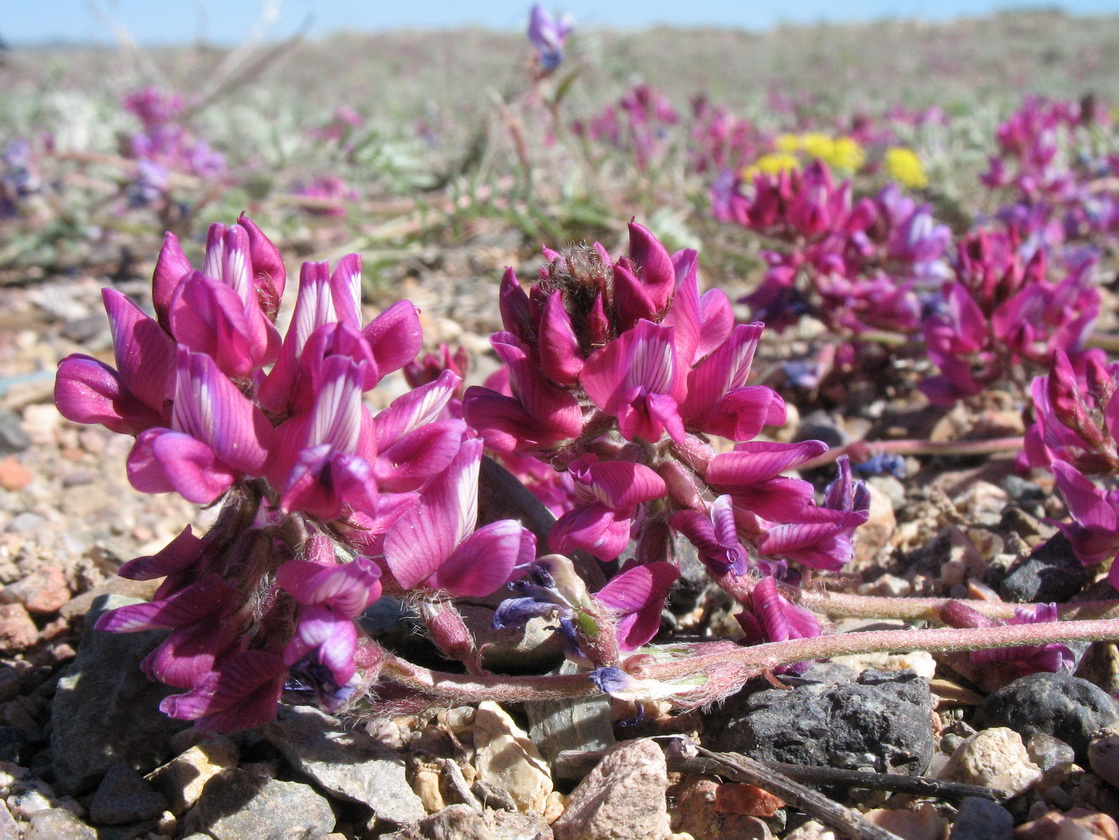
[7,567,71,614]
[714,782,785,817]
[0,458,32,491]
[0,604,39,650]
[1015,807,1119,840]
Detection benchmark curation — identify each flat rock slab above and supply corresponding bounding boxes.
[182,768,335,840]
[262,705,425,824]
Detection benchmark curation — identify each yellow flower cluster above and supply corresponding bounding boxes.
[774,132,866,172]
[741,152,800,180]
[884,146,928,189]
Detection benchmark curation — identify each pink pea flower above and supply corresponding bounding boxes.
[383,438,536,597]
[941,600,1073,676]
[551,457,667,562]
[528,5,574,72]
[1050,460,1119,586]
[55,288,175,435]
[126,348,272,504]
[735,575,821,647]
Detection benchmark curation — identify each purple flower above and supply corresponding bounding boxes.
[528,5,574,72]
[735,575,821,647]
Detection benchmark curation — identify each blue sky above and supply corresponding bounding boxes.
[6,0,1119,46]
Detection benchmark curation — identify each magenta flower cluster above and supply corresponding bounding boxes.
[716,160,949,335]
[462,222,869,665]
[54,216,540,730]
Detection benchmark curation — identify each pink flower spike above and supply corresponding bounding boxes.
[167,271,259,379]
[595,561,679,650]
[280,446,379,520]
[670,495,747,574]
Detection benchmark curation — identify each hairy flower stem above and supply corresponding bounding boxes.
[377,619,1119,708]
[800,435,1024,471]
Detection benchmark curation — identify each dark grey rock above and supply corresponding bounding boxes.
[998,533,1089,603]
[948,796,1014,840]
[707,668,934,775]
[976,672,1119,760]
[0,409,30,454]
[23,808,97,840]
[182,768,335,840]
[49,595,189,794]
[262,705,424,824]
[87,761,168,825]
[0,726,33,763]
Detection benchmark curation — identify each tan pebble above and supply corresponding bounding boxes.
[939,727,1042,796]
[0,603,39,650]
[146,736,239,815]
[472,700,552,813]
[412,768,444,812]
[543,790,565,824]
[0,458,32,491]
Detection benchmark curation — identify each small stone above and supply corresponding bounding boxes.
[487,808,554,840]
[0,409,31,454]
[6,567,71,615]
[146,735,239,814]
[1089,729,1119,788]
[262,705,425,824]
[1014,807,1119,840]
[87,761,168,825]
[525,661,616,780]
[0,458,32,491]
[0,801,17,840]
[0,603,38,650]
[999,532,1089,603]
[1025,733,1076,772]
[472,700,552,813]
[672,776,720,839]
[182,769,335,840]
[784,821,837,840]
[976,672,1119,760]
[0,669,20,704]
[864,803,947,840]
[551,739,670,840]
[23,808,97,840]
[380,804,489,840]
[413,767,444,813]
[713,783,783,817]
[938,727,1042,797]
[948,796,1013,840]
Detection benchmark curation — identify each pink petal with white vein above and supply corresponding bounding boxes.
[142,622,240,688]
[425,520,536,597]
[663,259,700,367]
[462,388,571,452]
[707,439,828,488]
[171,350,271,475]
[729,477,818,522]
[383,440,480,589]
[280,448,379,520]
[374,371,459,448]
